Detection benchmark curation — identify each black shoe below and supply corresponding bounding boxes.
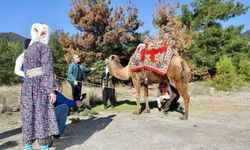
[158,107,161,111]
[53,133,70,139]
[170,102,180,110]
[48,136,53,147]
[80,93,87,101]
[53,135,60,139]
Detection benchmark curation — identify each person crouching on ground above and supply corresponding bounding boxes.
[53,81,83,139]
[157,81,180,112]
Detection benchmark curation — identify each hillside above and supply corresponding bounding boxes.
[0,32,26,47]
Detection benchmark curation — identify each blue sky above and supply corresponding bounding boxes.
[0,0,249,38]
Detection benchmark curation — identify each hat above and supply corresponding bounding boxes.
[73,54,79,59]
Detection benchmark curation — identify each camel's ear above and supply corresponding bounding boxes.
[115,56,120,63]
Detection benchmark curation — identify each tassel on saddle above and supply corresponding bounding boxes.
[144,76,148,85]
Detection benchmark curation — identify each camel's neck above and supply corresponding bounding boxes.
[108,62,130,81]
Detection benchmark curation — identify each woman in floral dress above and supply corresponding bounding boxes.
[20,23,59,150]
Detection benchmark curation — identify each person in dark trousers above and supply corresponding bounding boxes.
[67,54,95,101]
[102,66,116,109]
[156,81,180,112]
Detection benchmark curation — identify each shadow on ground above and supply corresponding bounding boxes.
[0,127,22,140]
[0,127,22,149]
[53,114,116,149]
[0,141,19,149]
[106,99,185,115]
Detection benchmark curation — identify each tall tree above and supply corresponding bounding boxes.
[180,0,249,72]
[152,0,194,55]
[60,0,142,65]
[0,41,23,85]
[49,30,68,78]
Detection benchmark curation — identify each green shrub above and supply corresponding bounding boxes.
[0,42,23,85]
[86,60,105,84]
[212,56,244,91]
[238,59,250,81]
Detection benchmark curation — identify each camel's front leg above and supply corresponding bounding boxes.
[143,84,150,113]
[132,80,141,115]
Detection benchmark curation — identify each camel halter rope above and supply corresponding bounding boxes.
[56,76,115,89]
[106,57,150,85]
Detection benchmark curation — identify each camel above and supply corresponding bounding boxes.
[106,52,191,120]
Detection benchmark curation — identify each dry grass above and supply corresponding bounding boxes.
[0,85,21,113]
[1,81,249,114]
[61,82,159,111]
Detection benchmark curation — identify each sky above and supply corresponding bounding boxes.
[0,0,249,38]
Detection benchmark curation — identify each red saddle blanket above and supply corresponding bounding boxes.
[131,43,174,75]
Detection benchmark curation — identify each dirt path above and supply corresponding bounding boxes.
[0,84,250,150]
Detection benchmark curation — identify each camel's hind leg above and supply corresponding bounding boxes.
[174,81,190,120]
[143,84,150,113]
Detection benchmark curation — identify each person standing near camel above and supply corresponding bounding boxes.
[67,54,95,101]
[102,66,116,109]
[20,23,59,150]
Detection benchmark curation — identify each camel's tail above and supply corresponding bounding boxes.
[180,59,191,84]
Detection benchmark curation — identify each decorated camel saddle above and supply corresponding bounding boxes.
[131,40,175,75]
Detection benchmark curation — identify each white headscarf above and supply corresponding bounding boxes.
[29,23,51,46]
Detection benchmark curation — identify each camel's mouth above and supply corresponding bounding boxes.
[105,58,113,65]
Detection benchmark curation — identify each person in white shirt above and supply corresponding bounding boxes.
[156,81,180,112]
[14,39,31,78]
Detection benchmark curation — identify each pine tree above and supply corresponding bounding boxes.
[213,56,244,91]
[152,0,194,55]
[49,31,68,79]
[0,42,23,85]
[59,0,142,65]
[180,0,249,73]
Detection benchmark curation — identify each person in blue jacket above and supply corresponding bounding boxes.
[67,54,95,101]
[48,82,84,147]
[53,82,83,137]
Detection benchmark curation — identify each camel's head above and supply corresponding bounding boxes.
[105,55,121,65]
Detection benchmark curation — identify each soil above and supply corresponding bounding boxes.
[0,83,250,150]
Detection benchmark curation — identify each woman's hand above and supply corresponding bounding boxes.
[50,92,56,104]
[76,101,82,107]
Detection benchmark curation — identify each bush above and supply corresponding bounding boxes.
[86,60,105,84]
[238,59,250,81]
[212,56,244,91]
[0,42,23,85]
